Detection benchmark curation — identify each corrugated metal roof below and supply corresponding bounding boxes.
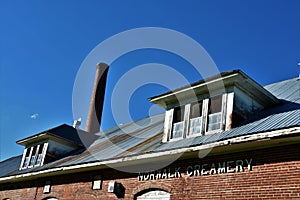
[265,77,300,102]
[1,77,299,178]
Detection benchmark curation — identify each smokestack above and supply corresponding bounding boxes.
[85,63,109,133]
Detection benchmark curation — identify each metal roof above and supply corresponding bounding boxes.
[0,77,299,178]
[0,156,22,177]
[16,124,97,147]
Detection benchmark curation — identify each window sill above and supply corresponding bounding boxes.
[186,132,203,138]
[168,137,184,142]
[205,129,224,135]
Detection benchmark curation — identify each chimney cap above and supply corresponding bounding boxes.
[96,62,109,69]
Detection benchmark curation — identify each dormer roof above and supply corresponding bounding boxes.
[16,124,97,148]
[149,70,281,109]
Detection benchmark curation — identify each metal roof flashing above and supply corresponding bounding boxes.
[149,70,280,109]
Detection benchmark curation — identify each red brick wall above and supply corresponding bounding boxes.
[1,143,300,200]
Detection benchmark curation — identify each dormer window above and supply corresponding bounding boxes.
[17,124,96,171]
[149,70,281,143]
[168,95,225,141]
[20,143,48,170]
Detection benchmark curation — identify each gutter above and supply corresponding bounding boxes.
[0,126,299,183]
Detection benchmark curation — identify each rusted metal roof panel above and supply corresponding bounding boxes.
[51,114,165,166]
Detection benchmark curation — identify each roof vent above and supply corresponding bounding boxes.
[73,118,82,129]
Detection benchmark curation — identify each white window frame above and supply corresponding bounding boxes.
[188,116,203,136]
[169,105,187,141]
[20,143,48,170]
[171,121,185,140]
[205,94,227,134]
[187,100,204,137]
[167,94,227,141]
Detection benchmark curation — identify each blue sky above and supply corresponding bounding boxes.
[0,0,299,161]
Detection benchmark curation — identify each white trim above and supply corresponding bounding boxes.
[206,94,224,133]
[19,142,49,170]
[150,73,237,103]
[40,143,48,166]
[202,98,209,134]
[169,106,186,141]
[225,92,234,130]
[162,109,173,143]
[24,146,34,169]
[19,148,27,170]
[1,126,299,183]
[168,94,228,141]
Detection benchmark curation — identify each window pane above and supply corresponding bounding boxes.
[29,146,37,167]
[173,106,184,123]
[35,144,44,166]
[189,117,202,135]
[171,121,184,139]
[29,156,36,166]
[22,157,29,168]
[190,101,202,118]
[208,95,222,114]
[35,154,43,166]
[38,144,44,154]
[207,112,222,131]
[22,148,31,168]
[207,95,223,132]
[25,148,30,157]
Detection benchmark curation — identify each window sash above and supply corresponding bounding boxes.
[208,95,222,114]
[167,94,226,142]
[22,157,30,168]
[28,146,37,168]
[207,112,222,131]
[20,143,48,170]
[35,153,43,166]
[189,116,202,136]
[29,156,36,167]
[171,121,184,139]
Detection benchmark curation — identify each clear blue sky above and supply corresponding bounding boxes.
[0,0,299,161]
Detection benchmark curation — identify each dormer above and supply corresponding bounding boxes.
[16,124,96,170]
[149,70,281,143]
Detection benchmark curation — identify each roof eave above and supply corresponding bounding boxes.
[16,133,49,146]
[2,126,299,184]
[16,132,83,148]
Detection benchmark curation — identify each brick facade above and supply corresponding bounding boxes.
[1,143,299,200]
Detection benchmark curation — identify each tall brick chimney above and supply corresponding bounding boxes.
[85,63,109,133]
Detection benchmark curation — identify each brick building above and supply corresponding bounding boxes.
[0,68,299,200]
